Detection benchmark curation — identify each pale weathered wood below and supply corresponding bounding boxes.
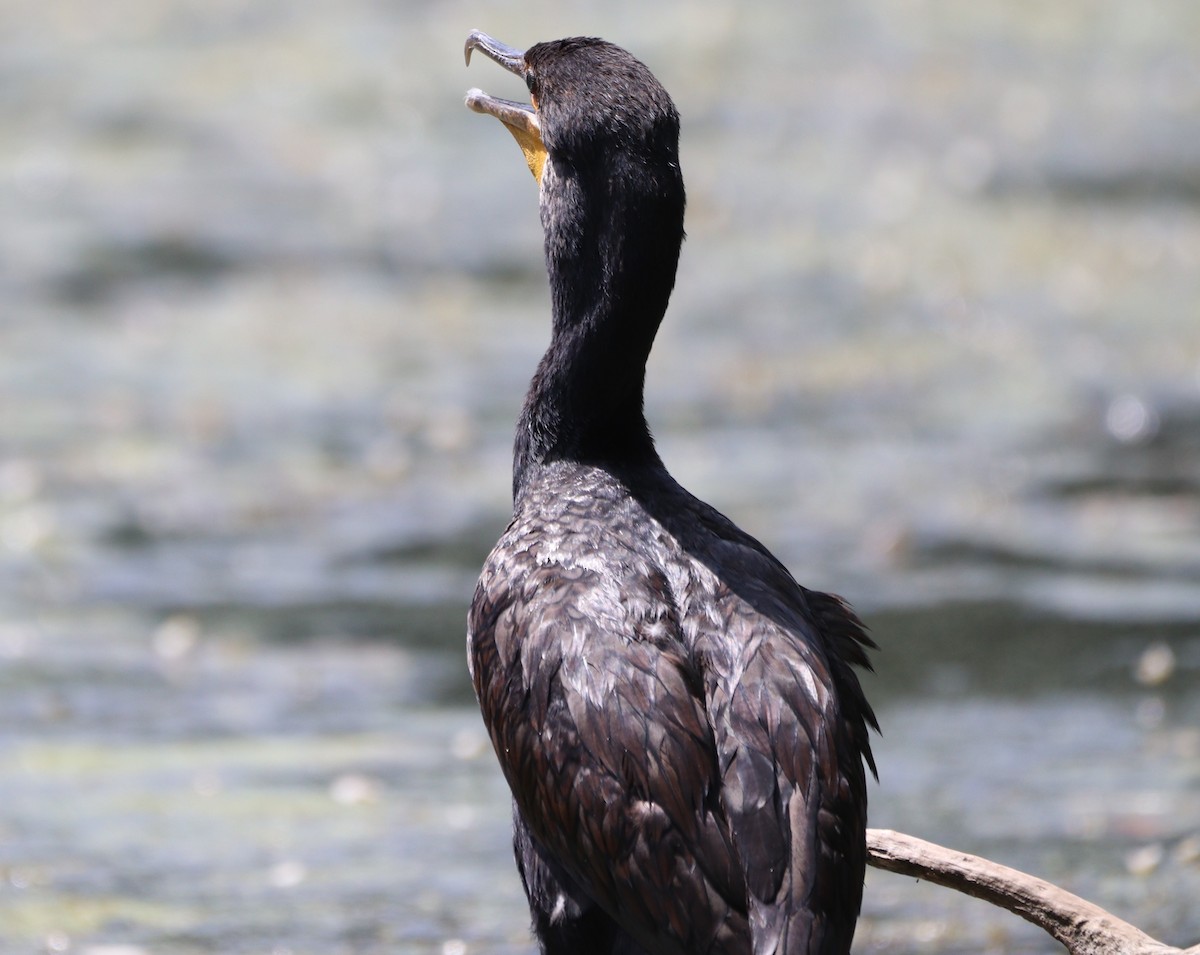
[866,829,1198,955]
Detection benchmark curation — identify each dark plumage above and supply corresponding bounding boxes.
[464,32,878,955]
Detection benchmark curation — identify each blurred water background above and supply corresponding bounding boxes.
[2,0,1199,953]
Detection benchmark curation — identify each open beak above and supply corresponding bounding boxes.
[464,30,547,183]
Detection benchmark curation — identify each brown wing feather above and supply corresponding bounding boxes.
[469,465,875,955]
[470,541,748,955]
[680,519,874,955]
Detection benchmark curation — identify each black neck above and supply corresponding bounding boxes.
[512,153,684,498]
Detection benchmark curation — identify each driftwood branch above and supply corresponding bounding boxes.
[866,829,1199,955]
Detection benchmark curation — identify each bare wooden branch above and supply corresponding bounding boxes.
[866,829,1199,955]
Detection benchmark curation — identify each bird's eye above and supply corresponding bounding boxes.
[525,72,538,94]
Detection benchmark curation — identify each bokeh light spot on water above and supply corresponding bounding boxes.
[1105,394,1160,445]
[1133,641,1176,686]
[267,861,308,889]
[1125,842,1166,877]
[328,772,382,805]
[151,614,201,661]
[44,932,70,953]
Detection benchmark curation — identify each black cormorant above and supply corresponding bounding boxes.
[463,31,877,955]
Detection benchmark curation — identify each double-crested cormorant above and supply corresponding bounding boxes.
[464,31,877,955]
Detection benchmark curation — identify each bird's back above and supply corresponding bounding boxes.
[469,460,875,955]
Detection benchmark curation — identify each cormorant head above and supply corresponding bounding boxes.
[464,30,682,192]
